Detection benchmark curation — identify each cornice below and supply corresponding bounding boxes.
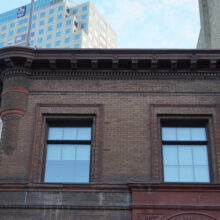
[0,47,220,80]
[28,70,220,80]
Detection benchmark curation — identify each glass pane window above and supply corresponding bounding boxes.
[65,28,71,34]
[162,124,210,183]
[32,23,36,29]
[57,14,63,20]
[39,29,44,35]
[46,43,51,48]
[56,32,61,37]
[82,6,88,12]
[57,23,62,28]
[9,31,14,37]
[48,17,53,23]
[65,37,70,44]
[48,127,91,140]
[49,9,54,14]
[55,41,60,46]
[39,20,45,26]
[162,127,206,141]
[74,44,80,48]
[0,34,6,40]
[74,34,80,41]
[17,26,27,34]
[10,23,15,28]
[47,35,52,40]
[48,26,53,31]
[38,37,43,43]
[18,18,28,25]
[66,19,71,25]
[81,14,87,20]
[40,12,45,18]
[58,5,64,11]
[2,25,6,31]
[44,122,92,183]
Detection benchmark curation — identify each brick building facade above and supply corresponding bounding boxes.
[0,47,220,219]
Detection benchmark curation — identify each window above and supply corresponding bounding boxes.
[49,9,54,14]
[1,25,6,31]
[55,40,60,46]
[57,14,63,20]
[48,26,53,31]
[44,120,92,183]
[81,14,87,20]
[65,37,70,44]
[56,31,61,37]
[48,17,53,23]
[38,37,43,43]
[0,42,4,47]
[17,26,27,34]
[10,23,15,28]
[47,34,52,40]
[82,6,88,12]
[57,23,62,28]
[161,121,210,183]
[8,31,14,37]
[66,19,71,25]
[0,34,6,40]
[7,40,13,45]
[74,43,80,48]
[40,12,45,18]
[39,20,45,26]
[65,28,71,34]
[46,43,51,48]
[18,18,28,25]
[74,34,80,41]
[15,34,27,43]
[32,23,36,29]
[33,15,37,20]
[39,29,44,35]
[58,5,64,11]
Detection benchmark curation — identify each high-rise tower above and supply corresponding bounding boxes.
[0,0,116,48]
[197,0,220,48]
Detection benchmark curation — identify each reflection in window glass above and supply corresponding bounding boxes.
[162,125,210,183]
[45,124,92,183]
[81,14,87,20]
[57,23,62,28]
[49,9,54,14]
[82,6,88,11]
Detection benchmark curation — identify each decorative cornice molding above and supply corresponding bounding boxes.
[1,67,31,81]
[1,47,220,80]
[28,70,220,80]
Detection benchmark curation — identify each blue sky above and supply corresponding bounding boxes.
[0,0,200,48]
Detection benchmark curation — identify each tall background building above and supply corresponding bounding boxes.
[0,0,116,48]
[197,0,220,48]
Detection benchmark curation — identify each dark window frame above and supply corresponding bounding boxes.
[159,116,213,183]
[42,115,95,183]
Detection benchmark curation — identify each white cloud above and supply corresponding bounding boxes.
[77,0,200,48]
